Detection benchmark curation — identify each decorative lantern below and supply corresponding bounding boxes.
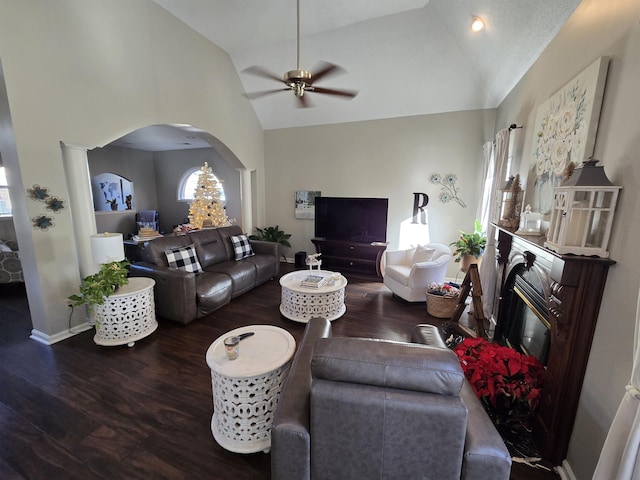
[497,174,524,231]
[544,159,621,258]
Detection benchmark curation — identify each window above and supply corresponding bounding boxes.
[0,167,12,215]
[178,167,226,203]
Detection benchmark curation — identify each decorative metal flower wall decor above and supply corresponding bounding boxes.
[32,215,54,231]
[45,196,66,212]
[27,184,50,201]
[429,173,466,207]
[28,184,67,230]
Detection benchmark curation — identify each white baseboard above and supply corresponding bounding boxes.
[30,323,92,345]
[556,460,577,480]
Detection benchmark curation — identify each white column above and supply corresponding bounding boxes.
[60,142,98,277]
[239,168,254,234]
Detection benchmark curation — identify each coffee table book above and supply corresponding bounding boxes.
[301,274,326,288]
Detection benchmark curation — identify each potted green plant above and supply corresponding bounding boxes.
[450,219,487,272]
[68,260,130,312]
[249,225,291,261]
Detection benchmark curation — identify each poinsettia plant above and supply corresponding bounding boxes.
[453,337,545,432]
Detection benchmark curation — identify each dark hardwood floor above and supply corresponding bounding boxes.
[0,264,559,479]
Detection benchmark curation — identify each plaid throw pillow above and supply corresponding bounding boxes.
[230,234,255,260]
[165,244,203,273]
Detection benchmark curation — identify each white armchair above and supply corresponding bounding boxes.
[383,243,452,302]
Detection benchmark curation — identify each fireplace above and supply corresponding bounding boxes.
[493,227,614,465]
[496,265,551,366]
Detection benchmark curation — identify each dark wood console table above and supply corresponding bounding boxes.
[493,226,615,465]
[311,238,388,279]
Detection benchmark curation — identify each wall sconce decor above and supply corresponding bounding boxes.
[544,159,621,258]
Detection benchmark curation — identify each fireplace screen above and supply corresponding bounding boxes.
[514,284,550,364]
[499,271,551,366]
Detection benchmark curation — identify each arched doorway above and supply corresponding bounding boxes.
[62,124,256,312]
[87,125,247,238]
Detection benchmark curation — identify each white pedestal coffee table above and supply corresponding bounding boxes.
[205,325,296,454]
[92,277,157,347]
[279,270,347,323]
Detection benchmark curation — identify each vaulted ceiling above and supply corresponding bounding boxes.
[152,0,581,131]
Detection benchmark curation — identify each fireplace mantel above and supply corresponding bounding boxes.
[493,226,615,466]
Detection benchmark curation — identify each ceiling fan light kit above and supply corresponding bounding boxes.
[243,0,358,107]
[284,69,312,97]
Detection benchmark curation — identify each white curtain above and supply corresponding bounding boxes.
[477,141,495,230]
[478,128,510,318]
[592,287,640,479]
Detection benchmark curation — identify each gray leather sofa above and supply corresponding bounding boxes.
[129,225,279,324]
[271,318,511,480]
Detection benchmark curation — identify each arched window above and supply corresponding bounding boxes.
[177,166,226,203]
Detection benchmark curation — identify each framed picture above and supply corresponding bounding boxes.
[525,56,609,215]
[295,191,320,219]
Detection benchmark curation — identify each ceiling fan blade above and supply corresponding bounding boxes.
[296,94,312,108]
[309,86,358,99]
[243,88,290,100]
[309,62,346,85]
[242,66,285,84]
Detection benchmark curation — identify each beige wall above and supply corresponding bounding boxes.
[496,0,640,477]
[265,110,497,279]
[0,0,264,340]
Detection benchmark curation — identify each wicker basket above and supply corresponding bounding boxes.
[426,292,459,318]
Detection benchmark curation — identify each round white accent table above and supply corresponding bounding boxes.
[279,270,347,323]
[92,277,157,347]
[205,325,296,454]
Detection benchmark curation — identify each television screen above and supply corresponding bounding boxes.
[314,197,388,243]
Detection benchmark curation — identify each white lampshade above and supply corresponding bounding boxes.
[91,233,125,264]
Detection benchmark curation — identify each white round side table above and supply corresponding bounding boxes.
[92,277,157,347]
[205,325,296,454]
[279,270,347,323]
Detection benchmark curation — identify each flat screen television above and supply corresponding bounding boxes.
[314,197,388,243]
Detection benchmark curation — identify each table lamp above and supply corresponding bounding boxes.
[91,232,125,265]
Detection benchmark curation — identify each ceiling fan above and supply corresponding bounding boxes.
[242,0,358,107]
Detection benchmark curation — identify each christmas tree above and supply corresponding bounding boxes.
[188,162,229,229]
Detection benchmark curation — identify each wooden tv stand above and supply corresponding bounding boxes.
[311,238,388,280]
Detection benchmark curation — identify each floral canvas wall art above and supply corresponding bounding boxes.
[527,56,609,214]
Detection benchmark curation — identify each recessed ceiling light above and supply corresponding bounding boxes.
[471,16,485,32]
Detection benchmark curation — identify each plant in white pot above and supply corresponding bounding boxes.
[450,220,487,272]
